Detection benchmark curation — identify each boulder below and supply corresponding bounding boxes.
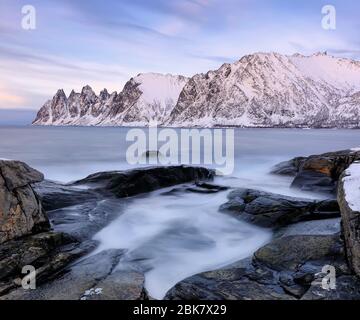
[219,188,340,228]
[0,160,49,244]
[0,231,95,296]
[338,162,360,276]
[1,249,147,300]
[165,234,356,300]
[271,149,360,194]
[72,166,215,198]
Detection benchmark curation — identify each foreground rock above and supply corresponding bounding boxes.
[272,149,360,194]
[1,249,147,300]
[73,166,215,198]
[0,160,49,244]
[338,162,360,276]
[32,166,215,242]
[1,164,215,299]
[165,232,360,300]
[0,231,96,296]
[219,188,340,228]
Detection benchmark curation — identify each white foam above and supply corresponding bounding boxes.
[92,189,271,299]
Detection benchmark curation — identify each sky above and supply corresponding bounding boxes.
[0,0,359,124]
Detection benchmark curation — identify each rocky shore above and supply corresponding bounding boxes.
[166,149,360,300]
[0,163,215,299]
[1,149,360,300]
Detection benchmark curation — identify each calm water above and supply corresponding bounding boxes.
[1,126,360,298]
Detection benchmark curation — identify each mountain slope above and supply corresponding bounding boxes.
[167,52,360,127]
[32,73,188,126]
[33,52,360,128]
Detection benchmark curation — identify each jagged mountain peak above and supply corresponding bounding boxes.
[81,85,96,96]
[33,52,360,128]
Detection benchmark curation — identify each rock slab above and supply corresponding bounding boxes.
[0,160,49,244]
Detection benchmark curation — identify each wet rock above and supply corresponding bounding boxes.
[254,235,346,272]
[165,234,353,300]
[271,157,306,176]
[1,249,124,300]
[219,188,340,228]
[271,149,360,194]
[186,182,229,194]
[0,231,95,296]
[301,275,360,300]
[0,160,49,244]
[83,270,148,300]
[277,218,341,237]
[165,264,294,300]
[47,198,126,241]
[33,180,101,211]
[73,166,215,198]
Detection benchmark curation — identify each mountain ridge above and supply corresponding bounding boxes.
[33,52,360,128]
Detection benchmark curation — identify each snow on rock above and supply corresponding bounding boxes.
[33,73,188,126]
[343,162,360,211]
[33,52,360,127]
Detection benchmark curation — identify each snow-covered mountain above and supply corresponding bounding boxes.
[33,52,360,128]
[32,73,188,126]
[168,52,360,127]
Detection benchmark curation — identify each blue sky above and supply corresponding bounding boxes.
[0,0,359,123]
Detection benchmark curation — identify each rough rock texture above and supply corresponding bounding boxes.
[0,231,95,296]
[0,160,49,244]
[31,166,214,242]
[338,163,360,276]
[33,73,188,126]
[272,149,360,194]
[168,52,360,128]
[33,53,360,128]
[219,188,340,228]
[165,234,358,300]
[1,249,147,300]
[73,166,215,198]
[0,164,213,300]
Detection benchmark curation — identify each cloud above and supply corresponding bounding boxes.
[189,53,237,63]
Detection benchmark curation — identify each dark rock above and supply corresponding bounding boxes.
[219,188,340,228]
[165,261,295,300]
[73,166,215,198]
[271,149,360,194]
[0,160,44,191]
[277,218,341,237]
[47,198,126,241]
[291,171,334,193]
[0,249,147,301]
[253,235,346,272]
[301,275,360,300]
[83,270,147,300]
[186,182,229,194]
[165,234,353,300]
[338,165,360,276]
[33,180,101,211]
[270,157,306,176]
[0,160,49,244]
[0,231,95,297]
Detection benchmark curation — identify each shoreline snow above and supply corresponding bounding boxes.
[343,162,360,211]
